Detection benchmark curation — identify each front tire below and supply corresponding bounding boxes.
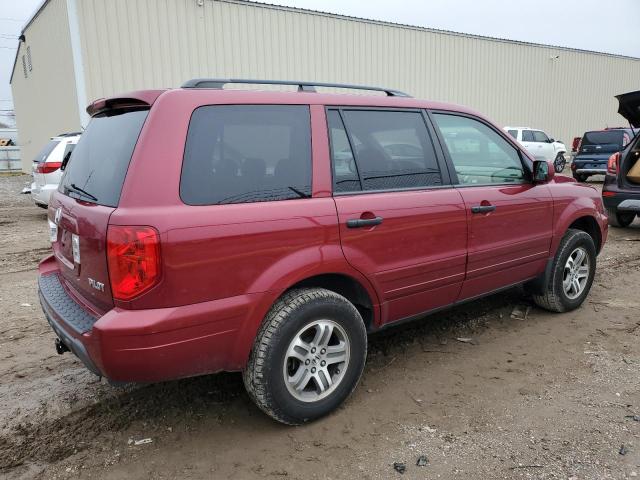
[532,229,596,313]
[606,207,635,228]
[243,288,367,425]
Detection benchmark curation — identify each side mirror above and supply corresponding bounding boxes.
[548,138,555,143]
[533,160,554,183]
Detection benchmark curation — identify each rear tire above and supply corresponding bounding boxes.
[532,229,596,313]
[554,153,566,173]
[243,288,367,425]
[572,173,588,182]
[606,207,635,228]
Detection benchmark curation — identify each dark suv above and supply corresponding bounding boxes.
[39,79,607,424]
[602,90,640,227]
[571,127,636,182]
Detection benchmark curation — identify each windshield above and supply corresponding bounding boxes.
[59,109,148,207]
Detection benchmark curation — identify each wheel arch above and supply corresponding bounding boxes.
[567,215,602,253]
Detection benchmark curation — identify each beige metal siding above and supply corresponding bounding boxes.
[10,0,80,173]
[76,0,640,149]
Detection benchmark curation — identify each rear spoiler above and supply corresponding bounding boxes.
[86,90,165,117]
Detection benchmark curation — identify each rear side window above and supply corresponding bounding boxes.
[62,143,76,159]
[181,105,312,205]
[33,140,59,163]
[60,109,148,207]
[329,109,442,192]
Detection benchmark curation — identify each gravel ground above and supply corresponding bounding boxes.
[0,173,639,480]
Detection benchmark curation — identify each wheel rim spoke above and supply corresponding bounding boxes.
[283,319,350,402]
[562,247,591,299]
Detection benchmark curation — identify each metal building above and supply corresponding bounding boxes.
[10,0,640,173]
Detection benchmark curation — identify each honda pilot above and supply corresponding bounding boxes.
[39,79,607,424]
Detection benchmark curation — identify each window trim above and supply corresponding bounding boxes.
[325,106,451,196]
[179,103,313,206]
[427,109,533,187]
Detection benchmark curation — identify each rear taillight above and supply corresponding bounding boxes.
[607,152,620,175]
[35,162,62,174]
[107,225,161,301]
[571,137,581,152]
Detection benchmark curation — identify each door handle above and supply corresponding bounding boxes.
[470,205,496,214]
[346,216,384,228]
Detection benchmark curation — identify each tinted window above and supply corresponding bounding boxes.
[33,140,59,163]
[580,130,627,153]
[532,130,549,142]
[60,109,148,207]
[62,143,75,160]
[327,110,361,192]
[181,105,311,205]
[522,130,534,142]
[337,110,441,191]
[507,130,518,139]
[433,114,525,185]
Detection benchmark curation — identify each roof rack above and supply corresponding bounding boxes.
[180,78,411,97]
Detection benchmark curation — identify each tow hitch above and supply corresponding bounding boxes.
[55,338,70,355]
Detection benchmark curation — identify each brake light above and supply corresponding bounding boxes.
[107,225,161,301]
[35,162,62,174]
[607,152,620,175]
[572,137,581,152]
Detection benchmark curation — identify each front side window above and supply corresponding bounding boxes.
[507,129,518,139]
[181,105,312,205]
[329,109,442,192]
[532,130,550,143]
[433,113,525,185]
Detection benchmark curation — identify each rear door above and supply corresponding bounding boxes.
[329,108,467,324]
[49,108,149,312]
[431,112,553,300]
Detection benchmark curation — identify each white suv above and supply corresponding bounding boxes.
[504,127,567,173]
[31,133,81,208]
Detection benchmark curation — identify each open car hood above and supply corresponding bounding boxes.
[616,90,640,128]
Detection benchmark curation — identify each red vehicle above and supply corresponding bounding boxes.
[39,79,607,424]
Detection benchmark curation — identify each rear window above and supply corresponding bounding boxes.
[33,140,59,163]
[180,105,312,205]
[60,109,148,207]
[581,130,625,153]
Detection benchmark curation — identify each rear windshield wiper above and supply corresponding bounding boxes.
[66,183,98,202]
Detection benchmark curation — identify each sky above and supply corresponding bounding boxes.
[0,0,638,126]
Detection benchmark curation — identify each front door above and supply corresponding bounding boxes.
[431,113,553,300]
[327,108,468,324]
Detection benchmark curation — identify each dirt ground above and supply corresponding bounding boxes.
[0,173,638,480]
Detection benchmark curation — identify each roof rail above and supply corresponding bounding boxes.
[180,78,411,97]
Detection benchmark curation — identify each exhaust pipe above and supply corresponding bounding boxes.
[55,338,69,355]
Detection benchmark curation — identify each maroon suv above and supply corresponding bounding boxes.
[39,79,607,424]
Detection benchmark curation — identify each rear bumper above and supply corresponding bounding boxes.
[575,168,607,175]
[602,177,640,211]
[38,256,256,383]
[31,183,58,206]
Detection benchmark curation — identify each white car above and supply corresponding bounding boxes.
[31,133,81,208]
[504,127,567,172]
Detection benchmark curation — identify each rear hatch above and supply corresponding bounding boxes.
[616,90,640,128]
[49,108,149,312]
[575,130,630,169]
